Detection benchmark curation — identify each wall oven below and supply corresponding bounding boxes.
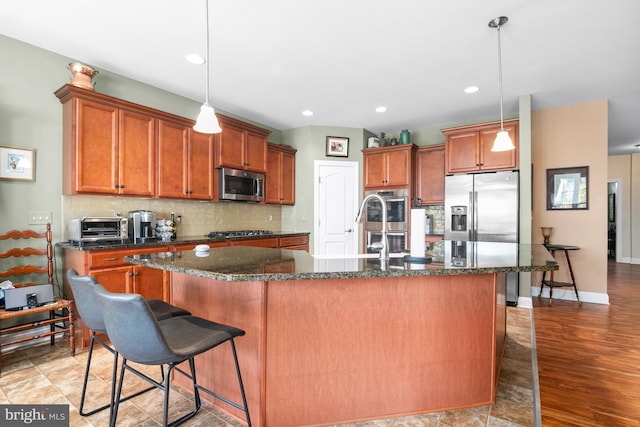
[363,189,408,253]
[363,189,408,232]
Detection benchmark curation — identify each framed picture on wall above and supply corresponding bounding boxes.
[326,136,349,157]
[0,145,35,181]
[546,166,588,210]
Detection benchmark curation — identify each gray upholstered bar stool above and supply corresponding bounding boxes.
[94,283,251,427]
[66,269,191,421]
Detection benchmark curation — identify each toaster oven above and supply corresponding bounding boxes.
[68,217,129,246]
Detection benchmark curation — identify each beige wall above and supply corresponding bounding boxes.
[532,100,608,301]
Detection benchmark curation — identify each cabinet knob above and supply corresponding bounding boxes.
[345,229,353,233]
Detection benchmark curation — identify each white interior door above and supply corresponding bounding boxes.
[314,161,359,255]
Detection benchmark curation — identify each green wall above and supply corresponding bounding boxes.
[0,34,281,243]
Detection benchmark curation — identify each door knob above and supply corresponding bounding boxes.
[345,229,353,233]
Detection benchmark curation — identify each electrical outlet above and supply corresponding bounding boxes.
[28,211,52,225]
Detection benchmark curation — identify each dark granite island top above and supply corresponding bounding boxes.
[124,241,558,282]
[122,242,556,427]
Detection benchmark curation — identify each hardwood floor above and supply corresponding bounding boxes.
[533,259,640,427]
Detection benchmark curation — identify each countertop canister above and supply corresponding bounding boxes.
[400,129,410,144]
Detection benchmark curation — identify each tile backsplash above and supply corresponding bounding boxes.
[62,195,283,239]
[424,204,444,235]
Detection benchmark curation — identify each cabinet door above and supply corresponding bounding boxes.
[132,265,169,302]
[245,132,267,172]
[265,148,281,204]
[280,151,296,204]
[416,145,445,204]
[364,152,386,188]
[188,130,215,200]
[119,109,156,196]
[479,123,519,171]
[384,149,411,187]
[217,123,246,170]
[445,131,480,174]
[75,99,119,194]
[91,266,132,294]
[157,119,189,198]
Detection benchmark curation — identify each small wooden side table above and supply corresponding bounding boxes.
[540,244,581,306]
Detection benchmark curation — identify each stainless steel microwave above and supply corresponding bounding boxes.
[219,167,265,202]
[68,217,128,246]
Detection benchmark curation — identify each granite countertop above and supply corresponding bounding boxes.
[124,241,558,282]
[56,231,309,251]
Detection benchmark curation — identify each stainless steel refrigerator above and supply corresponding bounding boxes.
[444,171,520,305]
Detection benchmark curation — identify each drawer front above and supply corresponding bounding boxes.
[279,236,308,247]
[230,238,279,248]
[88,246,170,269]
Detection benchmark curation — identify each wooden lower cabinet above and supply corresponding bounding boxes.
[229,238,280,248]
[278,235,309,251]
[63,246,170,350]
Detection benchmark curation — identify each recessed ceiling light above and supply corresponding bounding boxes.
[302,110,314,116]
[185,54,205,65]
[375,106,387,113]
[464,86,480,94]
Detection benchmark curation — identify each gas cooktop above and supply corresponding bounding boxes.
[207,230,274,239]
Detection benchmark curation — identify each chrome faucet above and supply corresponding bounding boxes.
[355,194,389,260]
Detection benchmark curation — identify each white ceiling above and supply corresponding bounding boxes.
[1,0,639,155]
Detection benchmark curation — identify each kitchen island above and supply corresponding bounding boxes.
[125,242,556,427]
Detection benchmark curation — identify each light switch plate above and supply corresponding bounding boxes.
[28,211,52,225]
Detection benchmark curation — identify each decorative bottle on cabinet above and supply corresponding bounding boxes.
[400,129,410,145]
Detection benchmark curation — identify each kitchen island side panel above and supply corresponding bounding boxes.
[170,273,267,427]
[170,272,504,427]
[264,274,501,426]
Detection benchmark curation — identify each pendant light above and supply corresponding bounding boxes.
[194,0,222,134]
[488,16,515,152]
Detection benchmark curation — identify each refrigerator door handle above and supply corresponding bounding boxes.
[468,191,474,241]
[472,191,479,241]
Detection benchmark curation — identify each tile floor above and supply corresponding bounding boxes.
[0,307,537,427]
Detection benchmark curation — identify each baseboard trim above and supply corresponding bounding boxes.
[530,286,610,305]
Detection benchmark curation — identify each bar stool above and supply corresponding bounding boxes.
[66,269,191,421]
[94,283,251,427]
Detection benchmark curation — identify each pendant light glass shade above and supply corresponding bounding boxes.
[489,16,514,152]
[194,103,222,133]
[193,0,221,134]
[492,129,515,151]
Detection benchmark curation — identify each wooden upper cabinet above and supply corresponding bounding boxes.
[157,122,215,200]
[71,98,119,194]
[216,115,269,173]
[57,85,155,196]
[119,109,156,196]
[157,119,189,198]
[187,130,215,200]
[56,87,157,196]
[266,143,296,205]
[55,84,268,200]
[363,144,416,189]
[415,144,445,205]
[443,119,519,174]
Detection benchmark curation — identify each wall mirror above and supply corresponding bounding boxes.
[546,166,589,210]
